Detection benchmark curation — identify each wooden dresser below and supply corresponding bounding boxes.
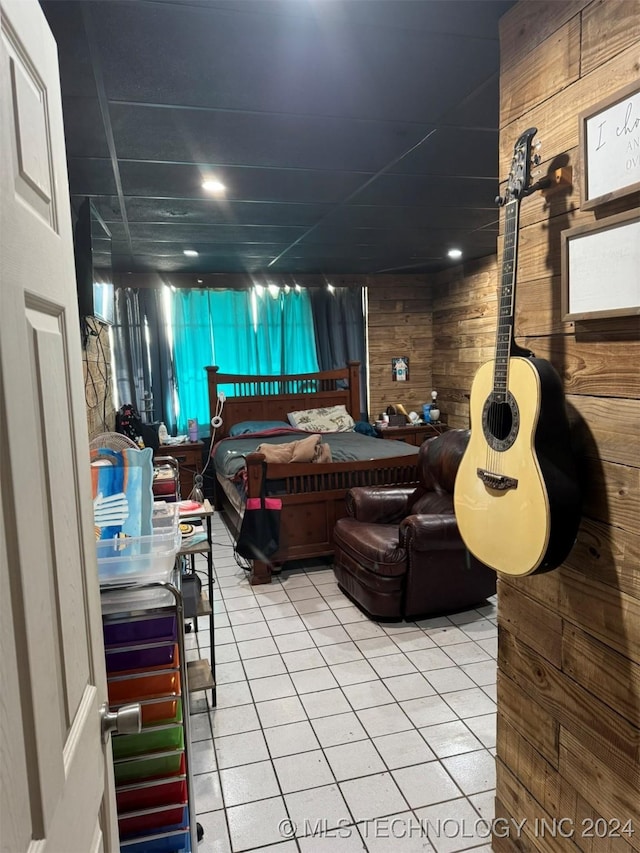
[154,441,204,499]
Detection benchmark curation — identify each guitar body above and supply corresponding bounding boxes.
[454,356,581,576]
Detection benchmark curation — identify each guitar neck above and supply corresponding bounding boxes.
[493,199,521,401]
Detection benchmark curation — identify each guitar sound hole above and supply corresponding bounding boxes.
[482,393,520,452]
[486,402,512,440]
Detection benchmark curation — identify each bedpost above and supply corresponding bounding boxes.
[205,365,220,432]
[347,361,361,420]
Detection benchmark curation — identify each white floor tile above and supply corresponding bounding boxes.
[459,660,497,687]
[249,673,296,703]
[274,630,316,653]
[219,759,280,807]
[264,720,320,758]
[415,796,491,853]
[441,749,496,795]
[419,720,483,758]
[195,809,231,853]
[355,636,399,658]
[256,695,308,728]
[298,830,365,852]
[469,789,495,821]
[324,740,386,781]
[242,654,287,680]
[423,667,476,694]
[340,772,408,822]
[211,703,260,738]
[282,647,327,671]
[384,673,435,702]
[392,761,461,810]
[443,642,491,666]
[285,783,352,836]
[369,653,418,679]
[232,621,272,642]
[301,611,341,629]
[226,795,290,852]
[290,666,339,694]
[330,659,378,686]
[214,729,270,770]
[273,749,335,793]
[237,636,280,659]
[341,679,394,710]
[442,688,496,720]
[311,711,368,747]
[192,770,224,812]
[190,738,217,775]
[343,621,387,641]
[405,648,455,672]
[300,688,351,719]
[464,713,496,749]
[393,631,436,652]
[269,614,308,635]
[309,624,352,646]
[356,703,413,738]
[400,695,457,729]
[214,680,253,709]
[320,641,364,666]
[372,729,436,770]
[358,811,435,852]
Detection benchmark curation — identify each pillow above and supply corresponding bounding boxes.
[229,420,290,436]
[287,404,355,433]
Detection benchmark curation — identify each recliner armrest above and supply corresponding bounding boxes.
[400,513,466,551]
[347,486,419,524]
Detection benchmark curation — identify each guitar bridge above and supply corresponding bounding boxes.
[476,468,518,491]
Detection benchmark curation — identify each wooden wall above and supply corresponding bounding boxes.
[431,256,499,428]
[82,319,115,441]
[492,2,640,850]
[366,275,433,422]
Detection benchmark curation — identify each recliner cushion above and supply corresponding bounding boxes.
[334,518,407,577]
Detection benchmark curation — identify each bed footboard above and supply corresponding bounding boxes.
[240,452,419,584]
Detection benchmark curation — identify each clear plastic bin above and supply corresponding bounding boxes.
[97,503,180,585]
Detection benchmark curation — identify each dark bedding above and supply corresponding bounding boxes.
[213,428,419,480]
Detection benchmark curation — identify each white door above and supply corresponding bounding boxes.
[0,1,118,851]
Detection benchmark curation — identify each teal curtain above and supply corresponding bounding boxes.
[171,290,215,433]
[171,288,319,432]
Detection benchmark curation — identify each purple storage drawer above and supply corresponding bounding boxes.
[106,642,178,674]
[103,614,177,648]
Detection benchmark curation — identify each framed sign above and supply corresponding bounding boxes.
[561,208,640,321]
[579,81,640,210]
[391,356,409,382]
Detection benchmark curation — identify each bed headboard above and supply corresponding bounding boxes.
[205,362,361,439]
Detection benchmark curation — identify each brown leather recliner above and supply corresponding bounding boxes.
[333,429,496,620]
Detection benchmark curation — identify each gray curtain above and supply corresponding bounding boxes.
[112,288,177,432]
[308,286,368,420]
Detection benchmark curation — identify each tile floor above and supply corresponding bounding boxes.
[185,513,498,853]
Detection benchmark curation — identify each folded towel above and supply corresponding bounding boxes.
[256,434,332,464]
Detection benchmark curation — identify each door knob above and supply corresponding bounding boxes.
[100,702,141,742]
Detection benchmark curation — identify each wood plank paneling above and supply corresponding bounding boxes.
[501,17,581,127]
[498,672,560,766]
[562,624,640,726]
[497,584,563,667]
[499,630,639,777]
[559,728,640,849]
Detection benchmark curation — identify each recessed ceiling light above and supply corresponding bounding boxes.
[197,279,203,284]
[202,179,226,194]
[447,248,463,259]
[183,249,198,257]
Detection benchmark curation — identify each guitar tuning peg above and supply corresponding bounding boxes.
[534,140,542,150]
[495,195,505,206]
[533,154,542,166]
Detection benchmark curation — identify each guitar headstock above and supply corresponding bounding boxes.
[496,127,539,206]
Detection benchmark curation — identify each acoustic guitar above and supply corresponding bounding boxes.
[454,128,581,577]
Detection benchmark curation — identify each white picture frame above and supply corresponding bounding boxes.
[579,80,640,210]
[561,208,640,322]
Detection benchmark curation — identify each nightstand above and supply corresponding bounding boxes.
[376,423,449,446]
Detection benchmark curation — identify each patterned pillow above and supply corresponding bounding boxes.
[287,404,355,432]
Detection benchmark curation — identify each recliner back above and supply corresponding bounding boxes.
[410,429,471,515]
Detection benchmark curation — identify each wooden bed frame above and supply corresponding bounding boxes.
[206,362,419,584]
